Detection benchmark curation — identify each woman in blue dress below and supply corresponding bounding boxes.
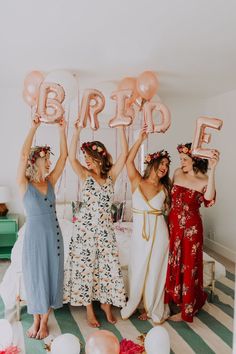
[17,115,68,339]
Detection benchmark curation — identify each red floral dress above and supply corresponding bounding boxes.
[164,184,215,322]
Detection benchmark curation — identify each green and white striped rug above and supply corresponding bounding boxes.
[0,271,234,354]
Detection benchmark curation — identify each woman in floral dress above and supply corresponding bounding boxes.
[64,122,128,327]
[164,143,219,322]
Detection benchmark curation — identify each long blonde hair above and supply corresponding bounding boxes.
[25,146,51,182]
[26,161,41,183]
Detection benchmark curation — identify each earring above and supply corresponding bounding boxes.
[99,162,102,166]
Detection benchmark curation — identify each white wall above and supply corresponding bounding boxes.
[202,90,236,261]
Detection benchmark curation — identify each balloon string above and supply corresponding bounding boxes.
[138,111,143,173]
[63,103,70,217]
[77,85,81,202]
[77,83,80,119]
[31,106,37,146]
[124,126,130,205]
[76,128,81,202]
[56,102,70,214]
[115,128,118,160]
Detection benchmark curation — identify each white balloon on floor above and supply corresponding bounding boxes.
[144,326,170,354]
[51,333,81,354]
[0,319,13,350]
[44,70,78,102]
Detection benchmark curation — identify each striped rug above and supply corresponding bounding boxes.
[0,270,234,354]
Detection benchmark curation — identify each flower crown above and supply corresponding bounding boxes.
[177,144,192,156]
[144,149,171,164]
[28,146,53,164]
[81,142,107,156]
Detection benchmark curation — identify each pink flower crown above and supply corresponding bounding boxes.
[177,144,192,156]
[81,142,107,156]
[28,146,53,164]
[144,149,171,164]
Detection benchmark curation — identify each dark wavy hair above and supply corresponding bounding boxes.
[143,155,172,200]
[81,141,113,178]
[179,143,208,174]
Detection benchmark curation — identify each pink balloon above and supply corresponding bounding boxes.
[192,116,223,158]
[136,71,159,101]
[143,101,171,133]
[118,77,138,104]
[22,88,37,107]
[78,89,105,130]
[109,89,134,128]
[85,330,120,354]
[36,82,65,123]
[24,71,44,98]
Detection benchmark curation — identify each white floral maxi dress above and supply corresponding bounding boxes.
[63,175,126,307]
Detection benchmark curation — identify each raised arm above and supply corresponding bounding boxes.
[17,116,41,195]
[68,121,88,180]
[204,150,219,200]
[48,119,68,187]
[110,126,128,182]
[126,126,148,190]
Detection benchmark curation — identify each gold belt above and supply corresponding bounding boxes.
[132,208,163,241]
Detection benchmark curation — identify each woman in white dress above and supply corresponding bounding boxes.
[121,127,171,323]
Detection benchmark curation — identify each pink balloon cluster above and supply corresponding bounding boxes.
[108,71,170,133]
[22,71,44,107]
[23,70,67,124]
[118,71,159,103]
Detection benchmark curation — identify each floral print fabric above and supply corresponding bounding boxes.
[64,175,126,307]
[164,184,215,322]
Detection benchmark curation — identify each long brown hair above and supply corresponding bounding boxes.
[81,141,113,178]
[178,143,208,174]
[143,157,171,194]
[143,156,172,212]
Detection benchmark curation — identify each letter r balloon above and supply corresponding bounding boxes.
[78,89,105,130]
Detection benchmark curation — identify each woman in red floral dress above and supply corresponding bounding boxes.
[164,143,219,322]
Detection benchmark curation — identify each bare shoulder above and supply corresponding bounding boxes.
[172,168,183,181]
[174,168,182,177]
[197,172,208,183]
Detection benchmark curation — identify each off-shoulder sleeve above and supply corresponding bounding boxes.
[202,191,216,208]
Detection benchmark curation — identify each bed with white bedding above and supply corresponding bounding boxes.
[0,210,226,312]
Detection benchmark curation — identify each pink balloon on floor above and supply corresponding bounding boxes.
[85,330,120,354]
